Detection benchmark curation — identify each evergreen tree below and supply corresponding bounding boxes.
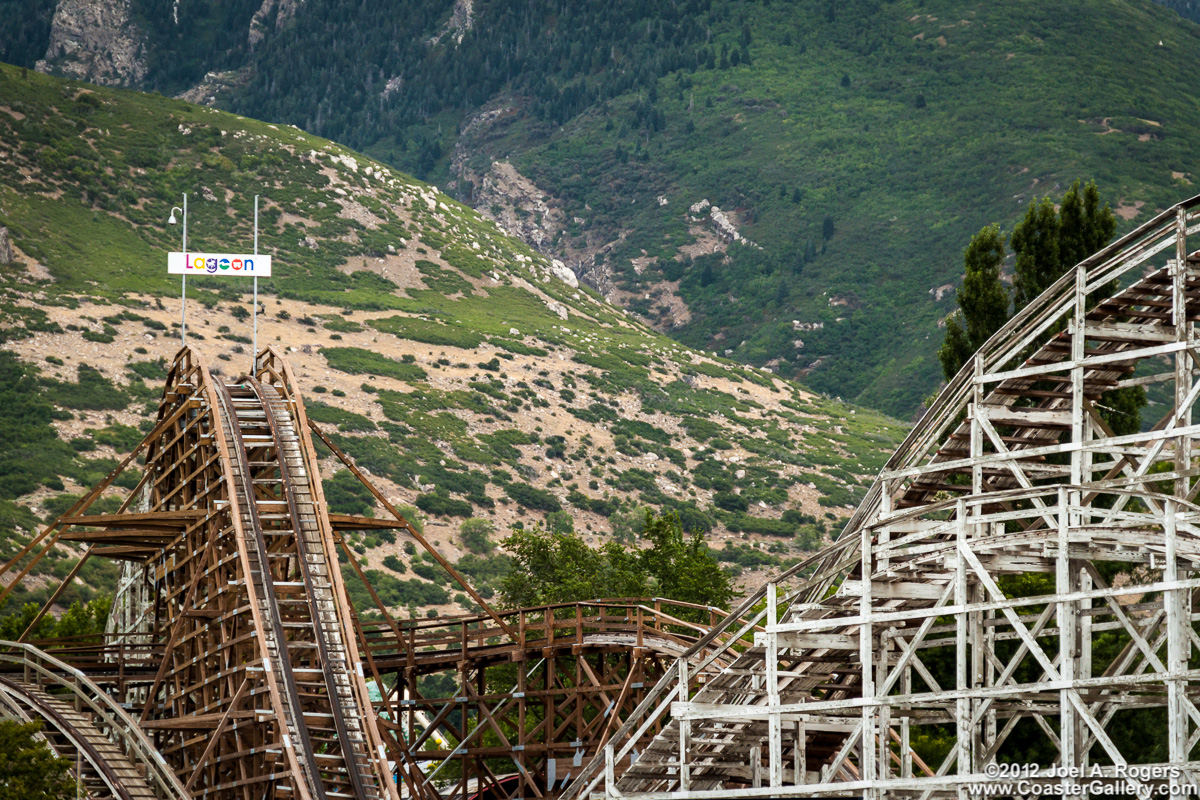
[938,224,1008,380]
[939,182,1144,432]
[1058,180,1116,269]
[1011,197,1061,312]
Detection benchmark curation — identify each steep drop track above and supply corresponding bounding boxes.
[0,347,734,800]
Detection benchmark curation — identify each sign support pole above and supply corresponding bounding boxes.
[253,194,258,374]
[181,192,187,346]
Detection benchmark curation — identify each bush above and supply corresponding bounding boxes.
[416,492,473,518]
[412,562,447,582]
[40,364,129,410]
[323,347,428,381]
[460,518,495,554]
[382,554,406,573]
[545,510,575,534]
[342,566,449,607]
[504,482,561,512]
[713,492,749,512]
[325,470,376,516]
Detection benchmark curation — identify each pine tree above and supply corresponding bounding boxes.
[1011,197,1061,312]
[938,224,1008,380]
[939,182,1144,432]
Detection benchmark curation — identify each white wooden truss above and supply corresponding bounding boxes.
[563,198,1200,800]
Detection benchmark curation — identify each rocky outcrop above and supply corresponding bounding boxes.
[249,0,304,46]
[176,68,252,107]
[687,199,758,247]
[36,0,147,87]
[0,227,13,265]
[428,0,475,46]
[475,161,565,250]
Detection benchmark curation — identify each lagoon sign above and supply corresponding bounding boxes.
[168,251,272,277]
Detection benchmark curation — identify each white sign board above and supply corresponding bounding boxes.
[168,252,272,277]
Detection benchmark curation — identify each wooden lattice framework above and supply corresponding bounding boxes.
[563,197,1200,800]
[0,345,741,800]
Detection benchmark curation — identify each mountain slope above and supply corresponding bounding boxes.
[11,0,1200,415]
[0,63,906,615]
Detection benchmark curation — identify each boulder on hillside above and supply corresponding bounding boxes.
[0,227,13,265]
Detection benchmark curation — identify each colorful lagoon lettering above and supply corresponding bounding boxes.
[167,252,273,277]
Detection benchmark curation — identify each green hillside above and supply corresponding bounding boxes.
[12,0,1200,415]
[0,63,906,615]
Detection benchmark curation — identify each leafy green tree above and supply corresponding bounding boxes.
[0,596,112,644]
[0,719,75,800]
[1010,181,1115,313]
[545,510,575,535]
[459,518,495,554]
[1012,181,1113,311]
[499,526,646,607]
[499,511,731,613]
[1057,180,1117,276]
[639,511,733,610]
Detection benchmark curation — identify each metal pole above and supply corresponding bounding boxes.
[181,192,187,346]
[253,194,258,374]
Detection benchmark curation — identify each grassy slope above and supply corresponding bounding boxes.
[501,0,1200,414]
[11,1,1200,417]
[0,64,906,614]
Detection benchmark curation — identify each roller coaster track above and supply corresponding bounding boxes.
[8,197,1200,800]
[0,640,186,799]
[0,345,741,800]
[557,195,1200,800]
[18,188,1200,800]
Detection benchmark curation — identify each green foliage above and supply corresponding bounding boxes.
[499,526,648,608]
[369,316,483,350]
[306,400,376,432]
[324,469,376,517]
[938,180,1145,432]
[545,510,575,534]
[416,492,474,518]
[39,364,130,411]
[0,719,75,800]
[503,482,561,513]
[638,511,733,609]
[127,358,168,380]
[939,223,1008,381]
[323,347,428,381]
[341,565,449,608]
[1012,181,1115,312]
[0,596,112,643]
[500,511,730,615]
[0,351,75,500]
[382,554,406,573]
[459,518,495,554]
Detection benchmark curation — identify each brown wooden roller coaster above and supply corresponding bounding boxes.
[6,195,1200,799]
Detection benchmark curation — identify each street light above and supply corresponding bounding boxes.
[167,193,187,344]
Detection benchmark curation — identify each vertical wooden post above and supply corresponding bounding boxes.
[677,659,690,791]
[767,583,782,788]
[1167,499,1188,793]
[860,504,877,797]
[795,718,806,785]
[1057,485,1078,792]
[955,500,970,800]
[971,356,984,494]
